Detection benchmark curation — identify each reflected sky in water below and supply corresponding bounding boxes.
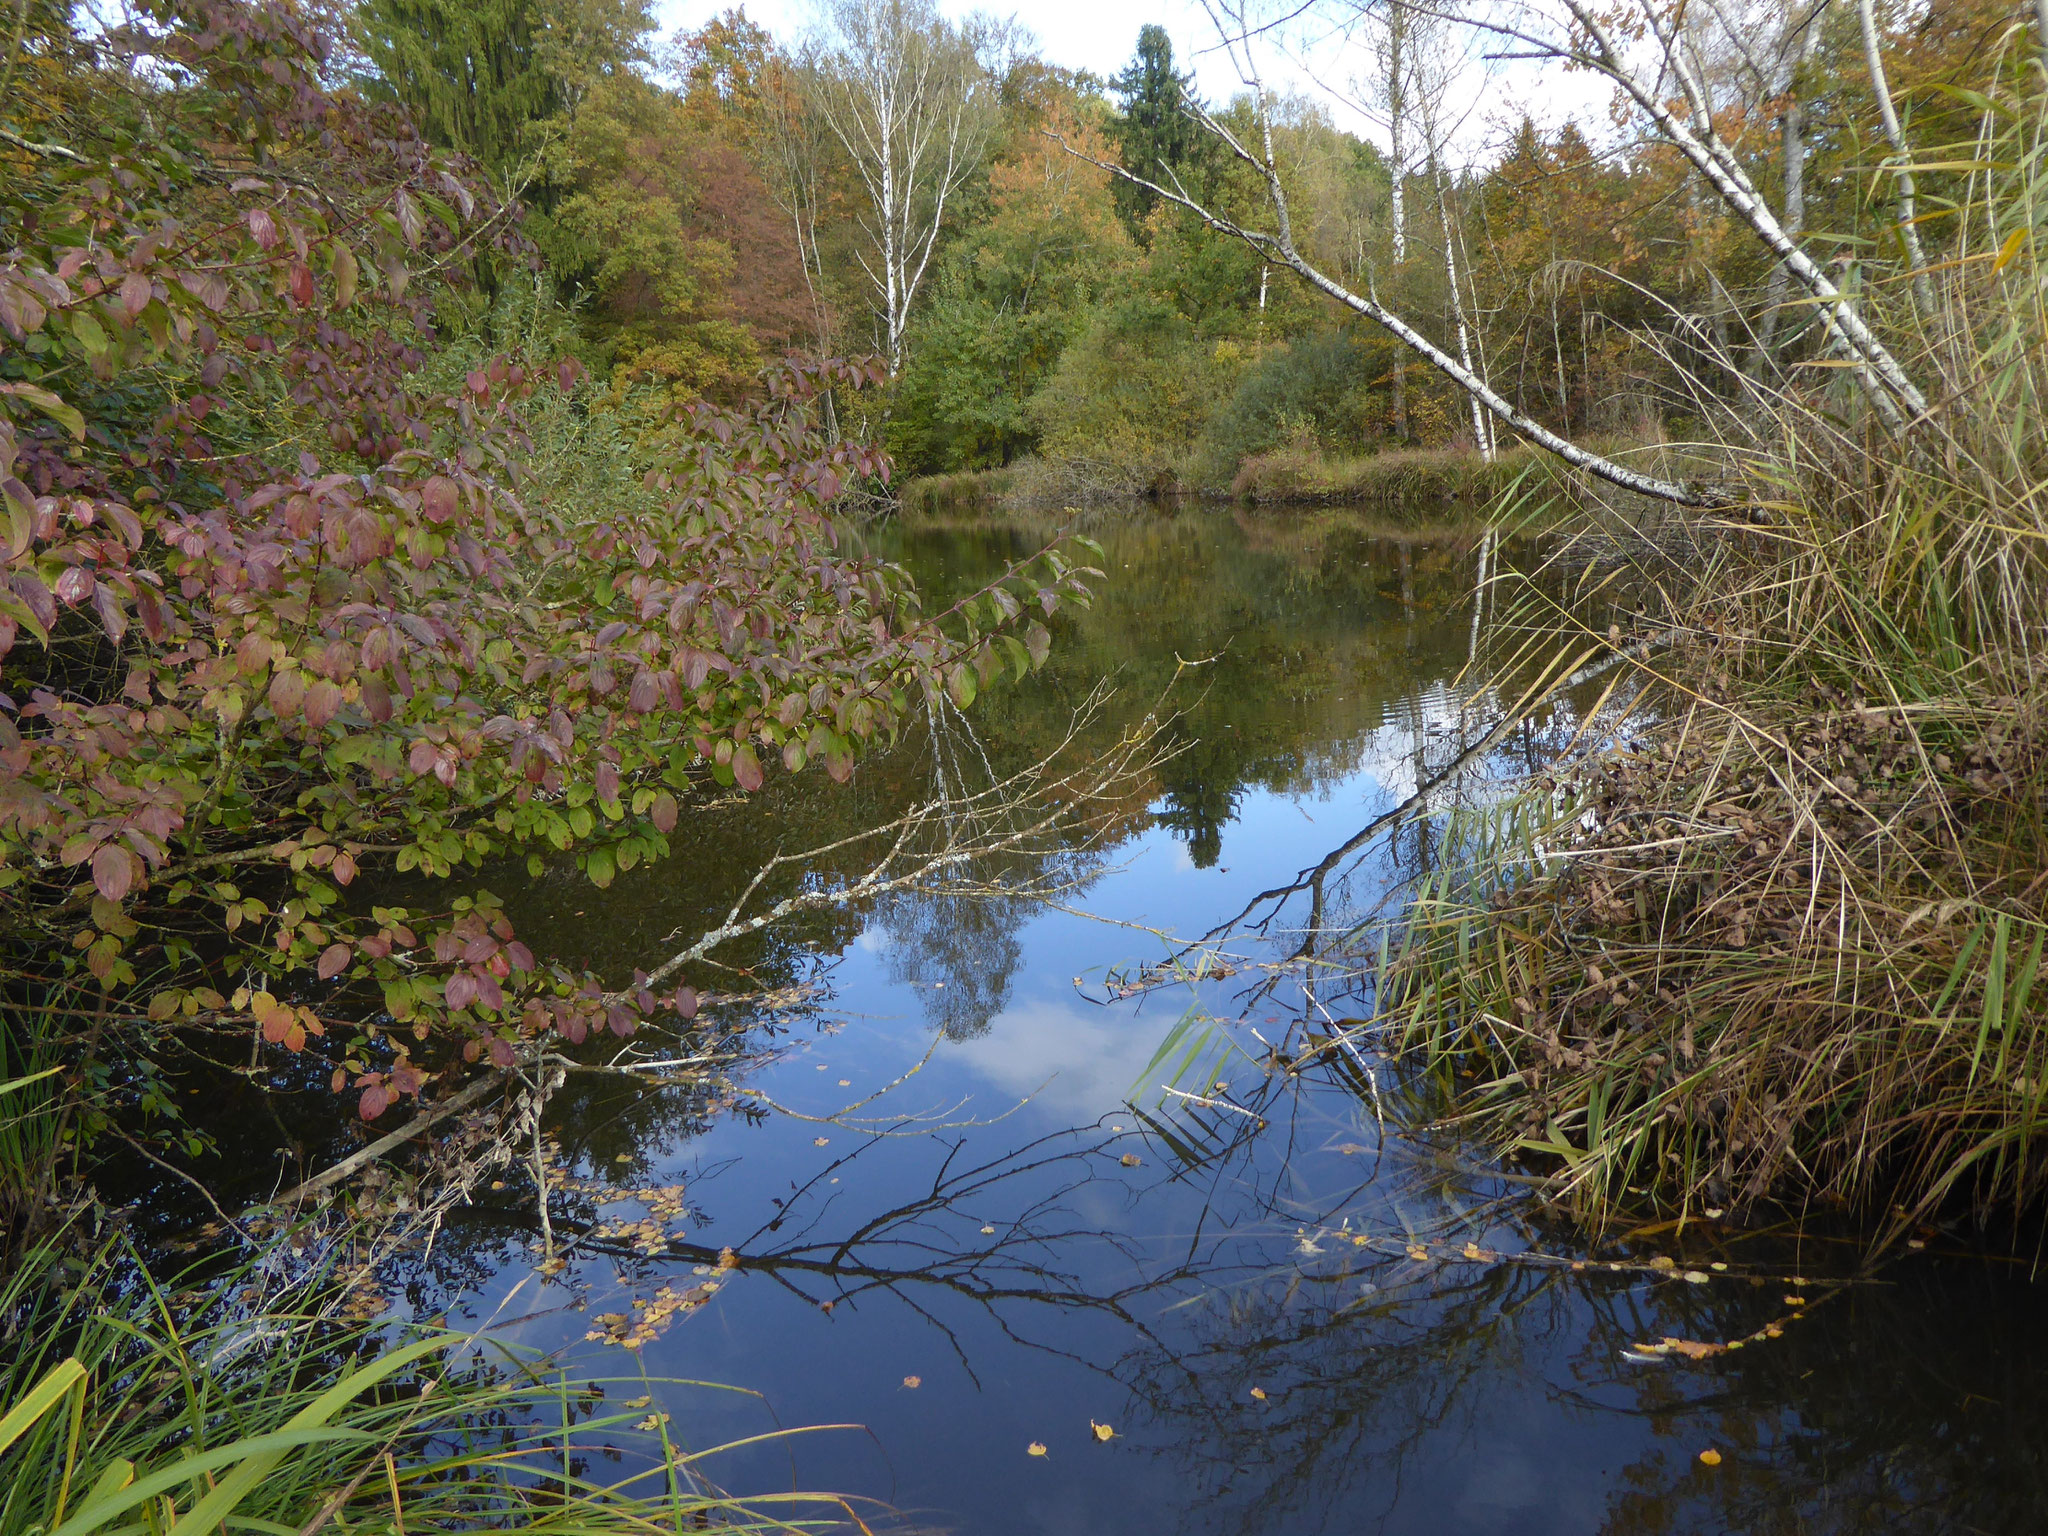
[430,508,2048,1536]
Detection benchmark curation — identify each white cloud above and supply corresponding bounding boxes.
[949,995,1187,1122]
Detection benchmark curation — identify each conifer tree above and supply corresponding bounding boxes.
[1108,25,1202,237]
[354,0,650,184]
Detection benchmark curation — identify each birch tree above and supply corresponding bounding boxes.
[1857,0,1934,317]
[805,0,1003,372]
[1060,0,1930,507]
[1406,8,1495,458]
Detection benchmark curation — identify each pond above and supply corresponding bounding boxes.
[230,507,2048,1533]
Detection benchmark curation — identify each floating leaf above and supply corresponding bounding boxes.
[1089,1420,1115,1442]
[1249,1386,1267,1401]
[1658,1337,1726,1361]
[901,1375,921,1390]
[1026,1443,1047,1457]
[1697,1448,1722,1467]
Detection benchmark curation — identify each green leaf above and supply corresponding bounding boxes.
[156,1334,454,1536]
[0,1357,84,1458]
[0,381,85,439]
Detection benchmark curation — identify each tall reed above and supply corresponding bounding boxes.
[1367,40,2048,1232]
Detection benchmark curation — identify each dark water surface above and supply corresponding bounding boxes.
[421,508,2046,1535]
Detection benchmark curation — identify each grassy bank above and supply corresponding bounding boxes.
[0,1235,857,1536]
[1367,171,2048,1236]
[1228,441,1546,508]
[897,439,1671,519]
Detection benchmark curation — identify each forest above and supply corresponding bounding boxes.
[3,0,2048,1529]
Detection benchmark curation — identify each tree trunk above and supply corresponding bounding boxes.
[1858,0,1934,316]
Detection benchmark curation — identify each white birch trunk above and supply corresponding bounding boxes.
[1858,0,1935,316]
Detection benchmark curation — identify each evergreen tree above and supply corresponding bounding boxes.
[354,0,650,185]
[1108,25,1201,237]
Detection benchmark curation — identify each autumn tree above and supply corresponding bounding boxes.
[527,67,813,390]
[804,0,1007,371]
[0,0,1086,1229]
[890,94,1132,471]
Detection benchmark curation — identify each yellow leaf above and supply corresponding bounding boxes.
[1249,1386,1267,1401]
[902,1375,921,1389]
[1089,1420,1115,1442]
[1698,1448,1722,1467]
[622,1395,652,1410]
[1992,228,2027,275]
[1027,1442,1048,1457]
[1119,1153,1141,1167]
[1660,1336,1726,1361]
[813,1136,830,1146]
[1405,1243,1429,1261]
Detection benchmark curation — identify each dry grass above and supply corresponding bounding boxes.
[1368,70,2048,1235]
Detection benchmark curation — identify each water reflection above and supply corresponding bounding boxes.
[385,508,2048,1533]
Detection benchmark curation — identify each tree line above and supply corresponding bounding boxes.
[340,0,2018,489]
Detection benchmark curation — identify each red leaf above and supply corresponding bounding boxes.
[595,761,620,804]
[289,261,314,307]
[650,791,677,834]
[445,970,478,1010]
[673,986,698,1019]
[91,843,134,901]
[504,941,534,972]
[303,679,342,730]
[472,969,505,1011]
[55,566,95,606]
[488,1036,516,1068]
[269,669,307,719]
[120,272,152,318]
[731,744,763,792]
[248,208,279,250]
[359,1084,391,1120]
[421,476,459,523]
[316,942,351,980]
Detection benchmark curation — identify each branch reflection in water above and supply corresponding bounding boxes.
[416,509,2048,1536]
